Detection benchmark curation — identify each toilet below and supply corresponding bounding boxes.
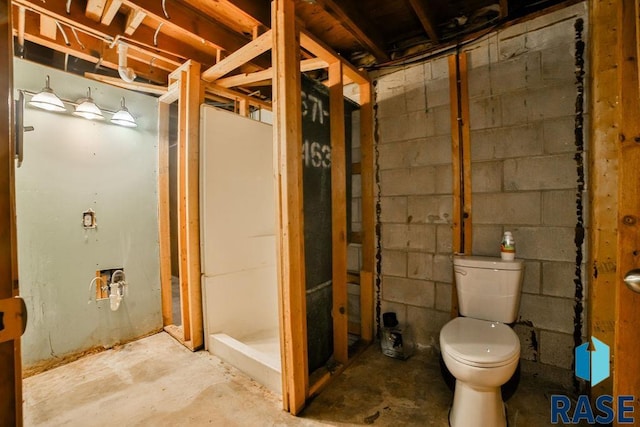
[440,255,524,427]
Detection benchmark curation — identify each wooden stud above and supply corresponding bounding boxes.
[588,0,619,399]
[614,0,640,409]
[0,0,21,424]
[124,8,146,36]
[359,82,375,342]
[39,14,56,40]
[329,60,348,364]
[216,58,327,88]
[448,53,472,317]
[177,71,191,341]
[238,98,249,117]
[85,0,107,22]
[201,29,272,81]
[273,0,308,414]
[100,0,122,25]
[158,100,173,326]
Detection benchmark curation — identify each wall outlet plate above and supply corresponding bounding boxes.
[82,209,96,229]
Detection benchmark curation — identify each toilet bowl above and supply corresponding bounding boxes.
[439,255,524,427]
[440,317,520,427]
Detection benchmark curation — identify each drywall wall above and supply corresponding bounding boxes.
[374,2,587,385]
[14,58,161,369]
[200,106,278,341]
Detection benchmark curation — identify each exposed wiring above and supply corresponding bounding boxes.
[71,27,85,50]
[161,0,170,19]
[87,276,107,303]
[55,21,71,46]
[153,22,163,46]
[66,0,72,14]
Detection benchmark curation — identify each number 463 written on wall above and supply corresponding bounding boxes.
[302,139,331,169]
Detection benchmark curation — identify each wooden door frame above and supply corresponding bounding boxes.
[1,0,22,424]
[158,60,205,351]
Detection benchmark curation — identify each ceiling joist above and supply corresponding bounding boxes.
[201,29,272,81]
[407,0,440,41]
[205,82,272,111]
[316,0,389,63]
[39,15,57,40]
[100,0,123,25]
[499,0,509,18]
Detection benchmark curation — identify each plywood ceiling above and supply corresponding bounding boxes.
[11,0,581,97]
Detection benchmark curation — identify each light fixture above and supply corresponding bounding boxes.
[28,75,66,112]
[73,87,104,120]
[110,97,137,128]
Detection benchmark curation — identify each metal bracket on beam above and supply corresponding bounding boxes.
[0,297,28,343]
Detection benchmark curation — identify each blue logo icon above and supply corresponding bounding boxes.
[575,337,609,386]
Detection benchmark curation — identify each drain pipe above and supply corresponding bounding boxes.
[117,42,137,83]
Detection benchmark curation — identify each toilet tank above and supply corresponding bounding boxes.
[453,255,524,323]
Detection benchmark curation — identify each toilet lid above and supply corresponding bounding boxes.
[440,317,520,367]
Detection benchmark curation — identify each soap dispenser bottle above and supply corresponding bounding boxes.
[501,231,515,261]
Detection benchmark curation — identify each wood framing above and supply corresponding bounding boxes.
[158,100,172,326]
[100,0,122,25]
[215,57,327,88]
[0,0,22,424]
[272,0,308,415]
[124,8,146,36]
[614,0,640,409]
[85,0,107,22]
[201,29,272,81]
[407,0,439,41]
[359,82,375,342]
[588,0,618,398]
[204,82,272,111]
[158,61,204,351]
[448,52,472,317]
[329,60,348,364]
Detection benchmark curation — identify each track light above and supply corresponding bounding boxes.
[73,88,104,120]
[28,75,66,112]
[110,97,137,128]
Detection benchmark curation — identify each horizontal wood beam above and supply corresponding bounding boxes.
[14,0,216,69]
[84,72,168,95]
[39,14,56,40]
[317,0,389,62]
[121,0,251,54]
[300,29,369,85]
[201,29,272,81]
[204,82,272,111]
[15,7,169,83]
[407,0,439,41]
[221,0,270,28]
[216,57,327,88]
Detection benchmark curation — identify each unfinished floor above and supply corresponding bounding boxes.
[24,332,573,426]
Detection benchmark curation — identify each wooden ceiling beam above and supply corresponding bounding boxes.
[86,0,108,22]
[39,15,57,40]
[14,0,215,68]
[201,29,272,81]
[316,0,389,62]
[101,0,123,25]
[216,57,328,88]
[204,82,272,111]
[85,72,168,95]
[16,12,169,83]
[120,0,252,54]
[499,0,509,18]
[124,8,146,35]
[220,0,271,28]
[407,0,439,42]
[300,29,368,84]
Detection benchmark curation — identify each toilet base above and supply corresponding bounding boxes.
[449,380,506,427]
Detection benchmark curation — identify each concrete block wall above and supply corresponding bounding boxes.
[375,59,454,348]
[374,2,587,383]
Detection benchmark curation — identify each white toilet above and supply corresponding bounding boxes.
[440,255,524,427]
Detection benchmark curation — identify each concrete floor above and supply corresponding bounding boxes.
[24,332,574,426]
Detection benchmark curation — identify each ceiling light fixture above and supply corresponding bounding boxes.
[28,75,66,112]
[73,87,104,120]
[110,97,137,128]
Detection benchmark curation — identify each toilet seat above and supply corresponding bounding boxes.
[441,317,520,368]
